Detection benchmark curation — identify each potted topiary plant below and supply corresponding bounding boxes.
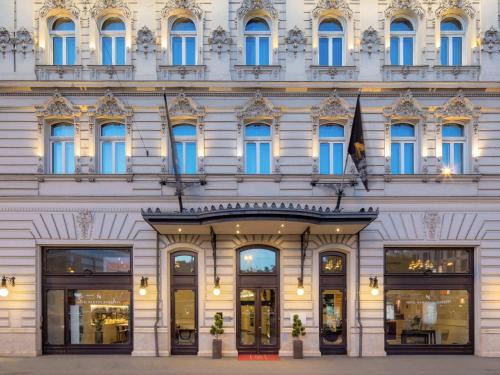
[210,313,224,359]
[292,314,306,359]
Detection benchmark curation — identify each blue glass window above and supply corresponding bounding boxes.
[100,123,126,174]
[440,18,463,66]
[239,248,277,273]
[319,124,345,175]
[319,19,343,32]
[390,18,414,66]
[245,124,271,174]
[172,124,197,174]
[318,18,344,66]
[171,18,197,65]
[391,123,415,174]
[245,18,270,66]
[51,18,76,65]
[442,124,465,174]
[101,18,126,65]
[172,18,196,32]
[53,37,63,65]
[50,124,75,174]
[102,18,125,31]
[102,37,113,65]
[52,18,75,31]
[245,18,270,32]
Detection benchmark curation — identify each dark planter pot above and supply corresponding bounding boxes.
[293,339,303,359]
[212,339,222,359]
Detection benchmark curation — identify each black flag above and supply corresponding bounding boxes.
[348,95,369,191]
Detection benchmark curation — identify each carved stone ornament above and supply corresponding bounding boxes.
[435,90,479,118]
[312,0,353,19]
[482,27,500,55]
[136,26,155,56]
[208,26,232,55]
[383,90,425,119]
[360,26,380,56]
[35,90,80,120]
[435,0,476,18]
[237,0,279,19]
[237,90,280,122]
[384,0,425,18]
[0,28,12,56]
[423,212,441,241]
[39,0,80,18]
[161,0,203,18]
[90,0,131,18]
[13,28,33,55]
[168,92,205,118]
[76,210,94,240]
[285,26,306,55]
[93,90,132,118]
[311,91,351,124]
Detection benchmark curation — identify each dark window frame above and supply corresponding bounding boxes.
[237,245,279,275]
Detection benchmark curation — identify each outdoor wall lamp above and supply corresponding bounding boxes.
[139,276,148,296]
[369,276,379,296]
[296,277,305,296]
[0,276,15,297]
[213,276,221,296]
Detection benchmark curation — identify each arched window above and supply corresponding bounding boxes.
[172,252,196,275]
[50,123,75,174]
[391,123,415,174]
[172,124,197,174]
[51,18,76,65]
[101,17,126,65]
[100,123,126,174]
[319,124,345,175]
[245,123,271,174]
[390,18,414,66]
[440,18,464,66]
[442,123,465,174]
[245,18,270,66]
[171,18,197,65]
[318,18,344,66]
[239,247,277,273]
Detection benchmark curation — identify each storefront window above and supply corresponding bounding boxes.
[45,248,131,274]
[385,248,471,274]
[239,248,277,273]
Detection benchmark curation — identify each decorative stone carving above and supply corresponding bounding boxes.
[285,26,306,55]
[90,0,131,18]
[0,28,12,56]
[13,28,33,55]
[76,210,93,240]
[311,91,351,127]
[168,92,206,118]
[35,90,80,121]
[136,26,155,56]
[383,90,426,119]
[92,90,132,118]
[39,0,80,18]
[435,0,476,18]
[236,90,280,123]
[360,26,380,56]
[435,90,479,118]
[423,212,441,240]
[482,27,500,55]
[384,0,425,18]
[237,0,279,19]
[312,0,353,19]
[208,26,232,55]
[161,0,203,18]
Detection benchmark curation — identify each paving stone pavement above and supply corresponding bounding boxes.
[1,355,500,375]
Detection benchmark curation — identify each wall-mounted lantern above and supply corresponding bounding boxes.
[0,276,15,297]
[369,276,379,296]
[139,276,148,296]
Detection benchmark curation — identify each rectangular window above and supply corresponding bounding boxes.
[385,248,472,274]
[454,143,464,174]
[259,37,270,65]
[172,37,183,65]
[185,37,196,65]
[45,248,132,274]
[115,141,126,173]
[66,37,76,65]
[101,141,113,174]
[332,38,342,66]
[442,142,451,170]
[115,37,125,65]
[333,143,343,174]
[319,38,329,66]
[403,37,413,65]
[403,143,414,174]
[53,37,63,65]
[65,142,75,173]
[319,143,330,174]
[246,37,256,65]
[390,37,399,65]
[391,142,414,174]
[52,142,63,174]
[391,143,401,174]
[102,37,113,65]
[440,37,449,65]
[245,142,257,174]
[259,142,270,174]
[185,142,197,174]
[175,142,184,172]
[452,37,462,66]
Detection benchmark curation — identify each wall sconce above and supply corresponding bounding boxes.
[296,277,305,296]
[139,276,148,296]
[369,276,379,296]
[213,276,221,296]
[0,276,15,297]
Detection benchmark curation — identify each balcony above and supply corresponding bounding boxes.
[309,65,358,81]
[433,65,480,81]
[157,65,206,80]
[35,65,83,80]
[232,65,282,81]
[382,65,430,81]
[87,65,135,80]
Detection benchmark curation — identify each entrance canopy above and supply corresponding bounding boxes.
[142,203,378,235]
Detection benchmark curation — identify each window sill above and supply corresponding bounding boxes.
[35,65,84,80]
[87,65,135,80]
[433,65,480,81]
[157,65,206,80]
[233,65,282,80]
[382,65,430,81]
[309,65,358,81]
[384,174,481,183]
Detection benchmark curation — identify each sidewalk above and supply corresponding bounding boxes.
[1,355,499,375]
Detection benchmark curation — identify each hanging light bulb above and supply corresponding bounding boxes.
[213,276,221,296]
[369,276,379,296]
[0,276,15,298]
[139,276,148,296]
[296,278,305,296]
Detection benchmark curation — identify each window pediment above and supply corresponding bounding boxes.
[237,90,280,123]
[384,0,424,19]
[311,91,351,123]
[312,0,353,19]
[90,0,131,19]
[435,91,479,119]
[167,92,205,119]
[91,90,132,119]
[237,0,279,20]
[39,0,80,18]
[435,0,476,19]
[161,0,203,19]
[383,90,426,120]
[36,90,80,121]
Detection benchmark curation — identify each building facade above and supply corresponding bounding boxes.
[0,0,499,358]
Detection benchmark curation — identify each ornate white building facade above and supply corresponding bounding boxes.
[0,0,498,358]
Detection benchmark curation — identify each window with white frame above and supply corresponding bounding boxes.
[318,18,344,66]
[390,18,414,66]
[100,17,126,65]
[245,123,271,174]
[50,123,75,174]
[51,18,76,65]
[100,123,126,174]
[245,18,270,66]
[171,18,197,65]
[172,124,197,174]
[319,124,345,175]
[440,18,464,66]
[391,123,415,174]
[442,123,465,174]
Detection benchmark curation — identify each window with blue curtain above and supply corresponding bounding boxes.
[100,17,126,65]
[390,18,414,66]
[245,123,271,174]
[442,123,465,174]
[318,18,344,66]
[50,124,75,174]
[172,124,197,174]
[440,18,463,66]
[319,124,345,175]
[391,123,415,174]
[245,18,270,66]
[171,18,197,65]
[100,123,126,174]
[51,18,76,65]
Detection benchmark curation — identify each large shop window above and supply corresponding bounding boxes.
[384,248,474,354]
[43,248,133,354]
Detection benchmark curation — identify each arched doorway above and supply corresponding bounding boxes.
[236,246,280,354]
[170,251,198,355]
[319,251,347,354]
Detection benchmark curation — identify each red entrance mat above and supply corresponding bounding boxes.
[238,354,280,361]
